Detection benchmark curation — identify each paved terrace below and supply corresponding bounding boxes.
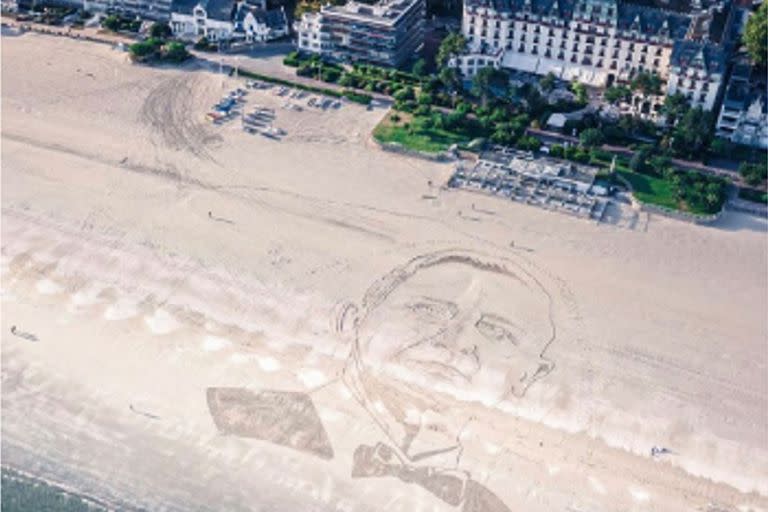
[448,146,609,221]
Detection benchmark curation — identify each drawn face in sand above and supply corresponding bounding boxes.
[355,250,555,401]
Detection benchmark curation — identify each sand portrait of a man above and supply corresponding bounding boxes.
[207,249,560,511]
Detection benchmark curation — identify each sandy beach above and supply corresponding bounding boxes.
[2,31,767,511]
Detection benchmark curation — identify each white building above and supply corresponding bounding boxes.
[295,0,425,67]
[83,0,172,20]
[170,0,235,42]
[234,3,289,42]
[456,0,692,87]
[666,40,725,111]
[716,60,768,148]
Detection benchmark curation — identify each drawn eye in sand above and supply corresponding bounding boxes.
[405,297,458,322]
[475,314,521,347]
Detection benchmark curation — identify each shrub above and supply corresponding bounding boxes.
[740,162,768,186]
[321,68,341,83]
[149,21,171,39]
[516,135,542,152]
[393,87,415,102]
[417,92,433,106]
[579,128,604,148]
[194,36,212,51]
[163,41,190,62]
[338,74,356,88]
[549,144,565,158]
[102,14,120,31]
[296,62,316,77]
[395,100,417,113]
[283,51,301,67]
[414,104,431,117]
[342,89,373,105]
[129,38,162,61]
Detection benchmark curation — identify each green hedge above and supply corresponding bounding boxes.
[283,51,301,67]
[342,89,372,105]
[239,69,343,97]
[238,69,372,105]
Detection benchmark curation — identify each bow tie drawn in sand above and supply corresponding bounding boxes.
[351,442,511,512]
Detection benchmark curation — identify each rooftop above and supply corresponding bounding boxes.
[721,58,767,114]
[171,0,234,20]
[670,40,726,74]
[236,5,287,28]
[320,0,422,24]
[465,0,691,39]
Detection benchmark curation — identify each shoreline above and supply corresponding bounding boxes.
[1,465,116,511]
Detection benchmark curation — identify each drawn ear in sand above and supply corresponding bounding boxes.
[206,387,334,460]
[509,357,555,398]
[332,300,358,344]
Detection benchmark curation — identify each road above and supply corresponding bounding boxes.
[192,44,394,104]
[526,127,745,184]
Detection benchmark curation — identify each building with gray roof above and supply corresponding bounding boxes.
[170,0,237,41]
[295,0,426,68]
[84,0,172,20]
[715,57,768,148]
[666,40,726,110]
[455,0,731,110]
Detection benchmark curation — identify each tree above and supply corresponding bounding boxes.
[438,66,461,101]
[662,93,689,125]
[629,147,650,173]
[417,92,433,105]
[539,72,556,93]
[671,107,713,159]
[631,71,662,96]
[436,32,467,66]
[571,81,588,104]
[739,162,768,186]
[393,86,415,102]
[102,14,120,31]
[579,128,604,148]
[604,85,631,104]
[411,58,427,77]
[150,21,172,39]
[472,66,496,106]
[744,2,768,67]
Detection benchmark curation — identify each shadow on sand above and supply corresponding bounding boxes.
[710,210,768,233]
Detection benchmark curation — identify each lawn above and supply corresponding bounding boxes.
[373,112,475,154]
[616,170,679,210]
